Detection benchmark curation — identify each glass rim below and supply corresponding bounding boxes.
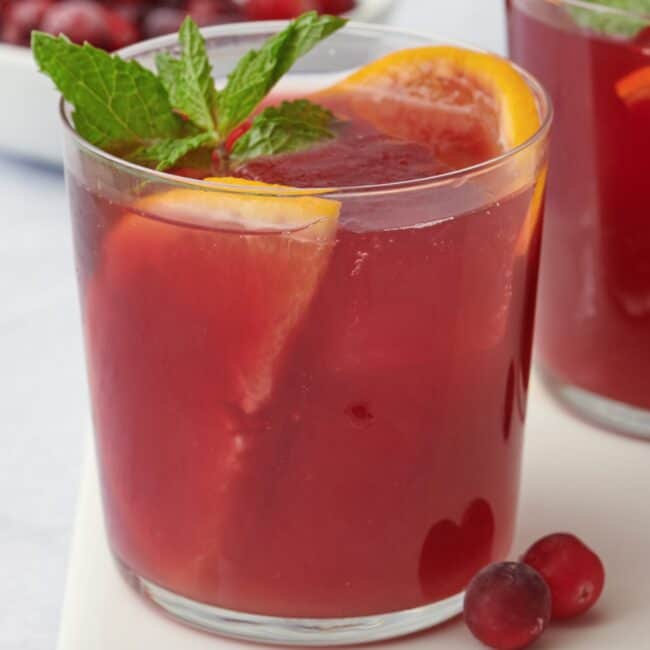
[60,19,553,199]
[544,0,650,22]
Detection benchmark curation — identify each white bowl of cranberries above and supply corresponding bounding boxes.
[0,0,395,163]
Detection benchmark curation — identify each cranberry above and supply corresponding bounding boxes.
[41,1,107,46]
[187,0,241,25]
[1,0,52,46]
[103,8,140,50]
[245,0,319,21]
[109,1,146,26]
[317,0,355,14]
[141,7,185,39]
[464,562,551,650]
[522,533,605,620]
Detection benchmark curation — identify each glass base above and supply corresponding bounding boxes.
[540,368,650,440]
[120,562,464,646]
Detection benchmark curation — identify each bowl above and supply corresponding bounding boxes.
[0,0,395,165]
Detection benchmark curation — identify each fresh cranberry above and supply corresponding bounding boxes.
[522,533,605,620]
[41,1,108,46]
[225,120,252,152]
[1,0,52,46]
[317,0,355,14]
[187,0,241,25]
[103,8,140,50]
[464,562,551,650]
[245,0,319,21]
[141,7,185,38]
[109,1,146,26]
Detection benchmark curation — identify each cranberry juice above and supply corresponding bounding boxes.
[507,0,650,411]
[70,96,541,617]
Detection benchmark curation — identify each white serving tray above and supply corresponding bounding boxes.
[0,0,395,166]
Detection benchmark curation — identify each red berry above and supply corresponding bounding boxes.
[141,7,185,39]
[1,0,52,46]
[464,562,551,650]
[186,0,221,25]
[103,8,140,50]
[41,1,107,46]
[225,120,252,152]
[317,0,355,14]
[522,533,605,620]
[245,0,318,21]
[188,0,242,25]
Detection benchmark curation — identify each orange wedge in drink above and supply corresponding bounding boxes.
[319,46,545,253]
[321,46,541,168]
[94,177,339,413]
[86,179,339,594]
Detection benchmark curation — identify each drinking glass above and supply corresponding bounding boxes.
[507,0,650,437]
[63,21,551,644]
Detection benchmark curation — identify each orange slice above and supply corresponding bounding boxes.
[320,47,545,254]
[87,179,340,593]
[615,66,650,107]
[93,178,340,414]
[132,176,338,241]
[320,46,541,169]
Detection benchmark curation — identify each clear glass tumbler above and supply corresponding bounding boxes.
[62,21,551,645]
[507,0,650,438]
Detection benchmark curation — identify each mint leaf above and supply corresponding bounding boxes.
[566,0,649,38]
[33,14,347,172]
[231,100,335,161]
[217,12,346,137]
[131,132,216,171]
[32,32,182,151]
[155,17,219,133]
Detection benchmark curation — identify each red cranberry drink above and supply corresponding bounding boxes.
[35,14,550,645]
[507,0,650,436]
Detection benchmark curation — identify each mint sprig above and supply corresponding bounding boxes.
[31,12,346,171]
[31,34,183,153]
[217,12,345,137]
[232,100,335,161]
[155,18,219,134]
[566,0,649,38]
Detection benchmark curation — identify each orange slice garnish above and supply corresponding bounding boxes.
[87,179,340,594]
[94,178,340,414]
[132,176,339,241]
[321,46,544,254]
[321,46,541,170]
[615,66,650,107]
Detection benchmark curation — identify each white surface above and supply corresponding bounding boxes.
[56,378,650,650]
[0,154,87,650]
[0,45,62,164]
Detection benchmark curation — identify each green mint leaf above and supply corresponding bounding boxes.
[32,32,182,152]
[566,0,649,38]
[217,12,346,137]
[155,17,219,133]
[131,132,216,171]
[231,99,335,161]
